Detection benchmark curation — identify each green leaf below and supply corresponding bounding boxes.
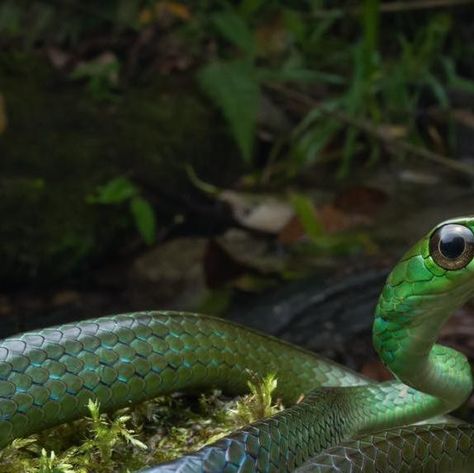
[211,10,255,55]
[198,60,259,162]
[239,0,265,18]
[198,288,232,317]
[338,126,359,179]
[361,0,380,76]
[282,9,306,43]
[425,73,449,108]
[258,66,344,85]
[290,193,324,241]
[0,3,21,35]
[89,177,137,204]
[130,196,156,245]
[292,118,341,167]
[443,57,474,95]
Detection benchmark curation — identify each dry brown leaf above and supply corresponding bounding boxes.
[278,201,370,244]
[139,1,191,25]
[51,290,80,307]
[334,186,388,217]
[160,1,191,20]
[453,109,474,130]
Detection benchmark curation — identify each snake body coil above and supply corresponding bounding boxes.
[1,217,474,472]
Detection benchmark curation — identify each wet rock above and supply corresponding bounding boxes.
[229,268,389,367]
[129,237,208,310]
[216,229,288,274]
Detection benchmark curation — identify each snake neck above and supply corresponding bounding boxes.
[372,250,474,413]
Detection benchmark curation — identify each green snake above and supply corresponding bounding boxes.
[1,217,474,472]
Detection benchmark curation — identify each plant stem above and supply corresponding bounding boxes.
[269,84,474,178]
[312,0,474,19]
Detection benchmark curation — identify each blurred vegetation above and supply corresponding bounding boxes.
[0,0,473,283]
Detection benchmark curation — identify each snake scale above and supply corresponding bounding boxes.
[1,217,474,472]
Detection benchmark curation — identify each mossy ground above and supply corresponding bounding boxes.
[0,374,281,473]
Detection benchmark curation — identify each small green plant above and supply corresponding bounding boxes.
[0,400,147,472]
[87,176,157,245]
[289,193,375,255]
[0,438,39,473]
[233,372,283,424]
[0,373,283,471]
[197,6,340,163]
[289,8,457,178]
[38,449,74,473]
[70,399,147,472]
[71,55,120,103]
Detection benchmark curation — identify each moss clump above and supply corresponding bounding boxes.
[0,374,282,473]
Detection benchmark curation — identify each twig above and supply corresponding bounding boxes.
[313,0,474,18]
[269,84,474,178]
[378,0,474,12]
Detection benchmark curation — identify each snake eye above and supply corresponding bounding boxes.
[429,224,474,270]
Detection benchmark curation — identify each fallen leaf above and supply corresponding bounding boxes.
[139,1,191,25]
[159,1,191,21]
[318,204,370,233]
[219,191,293,233]
[334,186,388,217]
[278,199,370,244]
[453,109,474,130]
[51,290,80,307]
[46,47,71,70]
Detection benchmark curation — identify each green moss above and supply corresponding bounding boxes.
[0,373,281,472]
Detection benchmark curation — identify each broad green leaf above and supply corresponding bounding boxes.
[198,60,259,162]
[290,193,324,242]
[90,177,137,204]
[130,196,156,245]
[211,10,255,55]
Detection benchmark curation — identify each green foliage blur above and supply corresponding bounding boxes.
[1,0,473,250]
[2,1,472,172]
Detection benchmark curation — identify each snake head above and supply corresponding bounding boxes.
[373,216,474,377]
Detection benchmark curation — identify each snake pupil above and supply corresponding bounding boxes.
[439,234,465,259]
